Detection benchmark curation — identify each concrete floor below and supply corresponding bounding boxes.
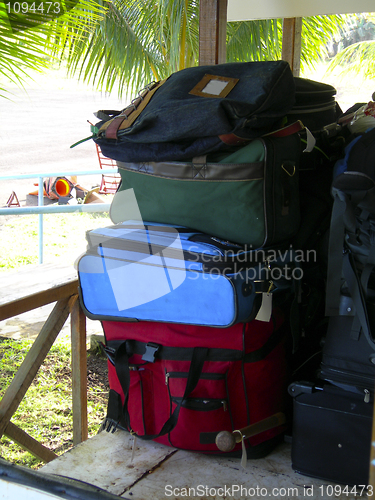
[41,428,364,499]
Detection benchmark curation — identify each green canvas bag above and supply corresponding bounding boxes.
[110,132,301,247]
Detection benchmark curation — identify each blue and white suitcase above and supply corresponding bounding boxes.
[77,221,297,327]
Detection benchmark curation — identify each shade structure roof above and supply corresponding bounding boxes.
[227,0,375,21]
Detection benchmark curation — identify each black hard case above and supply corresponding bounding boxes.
[289,78,340,132]
[289,382,372,486]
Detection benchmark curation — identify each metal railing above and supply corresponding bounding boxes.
[0,169,118,264]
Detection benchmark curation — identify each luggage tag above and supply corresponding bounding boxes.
[255,281,273,322]
[303,127,316,153]
[130,435,137,463]
[262,120,316,153]
[241,436,247,470]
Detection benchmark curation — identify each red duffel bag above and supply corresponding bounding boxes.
[100,308,289,458]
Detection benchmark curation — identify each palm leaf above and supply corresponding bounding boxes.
[63,0,200,96]
[226,15,344,70]
[301,15,344,70]
[0,0,105,98]
[63,0,164,96]
[327,40,375,78]
[226,19,280,62]
[326,14,375,78]
[1,0,346,100]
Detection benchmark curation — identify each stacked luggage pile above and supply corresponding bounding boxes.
[76,61,375,483]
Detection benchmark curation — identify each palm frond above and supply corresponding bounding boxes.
[326,14,375,77]
[327,40,375,78]
[1,0,347,100]
[62,0,165,96]
[62,0,200,96]
[226,19,280,62]
[301,15,345,69]
[226,15,343,72]
[0,0,105,97]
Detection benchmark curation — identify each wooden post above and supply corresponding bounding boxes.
[199,0,227,65]
[71,298,88,445]
[0,297,73,439]
[282,17,302,77]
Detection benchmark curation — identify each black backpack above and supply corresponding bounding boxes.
[325,126,375,366]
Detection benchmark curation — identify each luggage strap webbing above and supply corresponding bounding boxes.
[116,344,208,439]
[100,80,167,139]
[105,324,285,365]
[104,324,285,439]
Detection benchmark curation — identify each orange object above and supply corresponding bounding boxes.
[29,188,48,196]
[54,178,72,197]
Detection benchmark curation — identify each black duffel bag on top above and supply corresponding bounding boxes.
[88,61,296,162]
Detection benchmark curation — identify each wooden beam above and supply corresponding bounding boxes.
[199,0,227,66]
[0,296,74,438]
[4,421,57,463]
[282,17,302,77]
[0,281,78,322]
[71,299,88,446]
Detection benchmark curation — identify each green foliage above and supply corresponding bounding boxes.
[63,4,344,96]
[226,15,343,69]
[301,16,342,68]
[0,0,105,98]
[2,0,347,98]
[63,0,200,95]
[226,19,280,62]
[326,14,375,78]
[328,40,375,78]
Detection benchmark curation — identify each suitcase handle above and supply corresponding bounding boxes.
[215,412,286,452]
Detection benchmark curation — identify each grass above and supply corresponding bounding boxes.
[0,336,109,469]
[0,210,113,271]
[0,210,112,468]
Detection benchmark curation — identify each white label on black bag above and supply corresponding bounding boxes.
[189,74,239,99]
[201,79,230,96]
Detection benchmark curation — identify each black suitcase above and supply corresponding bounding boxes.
[288,77,340,132]
[289,381,373,486]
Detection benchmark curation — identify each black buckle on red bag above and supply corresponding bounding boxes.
[142,343,160,363]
